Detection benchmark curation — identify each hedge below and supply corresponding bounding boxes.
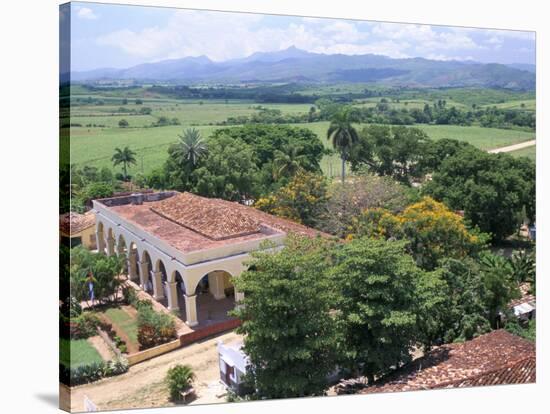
[59,358,129,386]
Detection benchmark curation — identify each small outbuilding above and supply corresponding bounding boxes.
[217,339,249,394]
[59,211,96,249]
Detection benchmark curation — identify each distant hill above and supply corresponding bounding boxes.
[71,46,535,90]
[505,63,536,73]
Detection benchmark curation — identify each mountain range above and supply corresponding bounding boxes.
[71,46,536,90]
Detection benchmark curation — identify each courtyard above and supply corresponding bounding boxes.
[68,330,243,412]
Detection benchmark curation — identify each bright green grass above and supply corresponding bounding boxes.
[68,124,220,175]
[509,144,536,160]
[68,115,156,128]
[69,118,535,177]
[481,99,536,111]
[290,122,535,151]
[104,307,139,346]
[413,124,535,150]
[68,101,312,129]
[59,338,104,368]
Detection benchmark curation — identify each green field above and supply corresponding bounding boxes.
[59,338,104,368]
[68,115,536,177]
[509,144,536,160]
[481,99,536,111]
[64,86,536,179]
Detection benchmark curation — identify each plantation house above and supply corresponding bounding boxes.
[93,191,323,328]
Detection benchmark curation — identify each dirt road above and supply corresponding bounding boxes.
[488,140,536,154]
[70,331,242,412]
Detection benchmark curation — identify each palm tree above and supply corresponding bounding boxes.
[111,146,137,181]
[166,364,196,401]
[173,128,208,168]
[272,145,309,180]
[327,106,359,183]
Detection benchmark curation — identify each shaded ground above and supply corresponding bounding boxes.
[87,336,115,361]
[69,330,241,412]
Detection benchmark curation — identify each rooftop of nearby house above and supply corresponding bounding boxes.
[360,330,535,394]
[59,211,95,235]
[95,191,326,253]
[509,283,536,309]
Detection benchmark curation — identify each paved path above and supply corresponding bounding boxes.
[488,140,536,154]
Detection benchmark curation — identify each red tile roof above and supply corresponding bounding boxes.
[361,330,535,394]
[509,283,536,309]
[151,192,262,240]
[102,192,326,253]
[59,211,95,235]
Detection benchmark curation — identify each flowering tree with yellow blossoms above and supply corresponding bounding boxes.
[254,171,328,227]
[350,197,488,270]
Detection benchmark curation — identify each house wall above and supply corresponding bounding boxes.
[79,226,96,250]
[92,196,284,326]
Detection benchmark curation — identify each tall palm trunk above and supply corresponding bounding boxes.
[123,163,128,181]
[341,153,346,184]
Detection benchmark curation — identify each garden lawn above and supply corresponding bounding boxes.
[104,307,139,348]
[60,338,104,368]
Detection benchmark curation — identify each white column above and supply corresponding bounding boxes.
[139,261,150,289]
[128,251,138,281]
[235,289,245,309]
[166,281,179,312]
[208,272,226,300]
[151,271,164,300]
[184,294,198,327]
[106,236,116,256]
[96,231,105,254]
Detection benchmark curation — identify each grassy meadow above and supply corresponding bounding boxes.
[64,87,536,178]
[510,144,536,160]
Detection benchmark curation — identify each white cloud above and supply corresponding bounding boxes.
[96,10,531,65]
[76,7,98,20]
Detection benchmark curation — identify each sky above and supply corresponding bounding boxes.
[64,2,536,72]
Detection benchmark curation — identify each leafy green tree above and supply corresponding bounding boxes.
[211,124,325,193]
[349,125,430,184]
[254,171,328,227]
[74,182,115,212]
[509,249,535,283]
[272,145,309,181]
[233,236,339,399]
[118,119,129,128]
[192,135,259,201]
[69,246,124,306]
[424,147,535,240]
[330,238,420,383]
[111,146,137,181]
[418,138,474,172]
[327,106,360,183]
[415,258,491,347]
[478,252,521,328]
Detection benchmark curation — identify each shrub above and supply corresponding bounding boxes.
[69,312,102,339]
[137,305,177,350]
[122,285,138,306]
[165,365,195,401]
[60,357,129,386]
